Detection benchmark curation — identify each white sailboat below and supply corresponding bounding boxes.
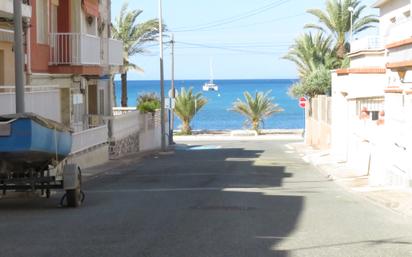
[203,59,218,91]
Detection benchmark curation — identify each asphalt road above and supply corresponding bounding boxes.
[1,139,412,257]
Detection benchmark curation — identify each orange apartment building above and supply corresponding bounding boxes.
[0,0,123,132]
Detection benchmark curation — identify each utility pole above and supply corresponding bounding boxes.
[169,33,175,145]
[14,0,25,113]
[158,0,166,151]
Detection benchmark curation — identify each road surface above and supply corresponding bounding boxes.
[1,139,412,257]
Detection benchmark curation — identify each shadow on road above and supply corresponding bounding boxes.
[0,142,304,257]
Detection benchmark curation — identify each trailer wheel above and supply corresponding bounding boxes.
[65,168,82,207]
[66,188,81,207]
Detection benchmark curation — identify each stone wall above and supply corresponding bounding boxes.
[109,131,140,159]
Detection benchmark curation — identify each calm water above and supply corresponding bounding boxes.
[114,79,304,130]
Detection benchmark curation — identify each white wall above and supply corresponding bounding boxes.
[350,54,386,68]
[379,0,411,38]
[0,90,61,122]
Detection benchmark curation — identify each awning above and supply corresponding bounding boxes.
[82,0,99,17]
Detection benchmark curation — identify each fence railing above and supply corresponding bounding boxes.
[71,125,108,154]
[49,33,101,65]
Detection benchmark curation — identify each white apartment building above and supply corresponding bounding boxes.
[331,0,412,187]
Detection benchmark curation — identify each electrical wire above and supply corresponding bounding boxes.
[174,12,305,33]
[175,41,284,55]
[171,0,292,32]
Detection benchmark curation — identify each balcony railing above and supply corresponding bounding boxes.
[108,39,123,66]
[387,46,412,65]
[0,85,61,122]
[49,33,101,65]
[350,36,384,53]
[386,18,412,44]
[0,0,32,18]
[49,33,123,66]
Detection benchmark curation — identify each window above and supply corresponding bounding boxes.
[36,0,48,44]
[356,98,384,121]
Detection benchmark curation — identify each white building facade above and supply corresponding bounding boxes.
[331,0,412,187]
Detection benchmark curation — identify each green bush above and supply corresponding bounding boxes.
[137,92,160,113]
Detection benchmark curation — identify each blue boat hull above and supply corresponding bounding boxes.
[0,117,72,166]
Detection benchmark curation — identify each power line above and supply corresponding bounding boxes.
[171,0,291,32]
[176,41,284,55]
[174,12,305,33]
[172,0,284,30]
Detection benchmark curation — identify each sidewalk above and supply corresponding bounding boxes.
[82,150,159,182]
[290,142,412,217]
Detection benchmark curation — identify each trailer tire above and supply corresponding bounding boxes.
[66,168,82,207]
[66,188,81,207]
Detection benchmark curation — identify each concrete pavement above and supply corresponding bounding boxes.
[0,139,412,257]
[292,142,412,217]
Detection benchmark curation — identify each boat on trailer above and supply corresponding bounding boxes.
[0,113,83,207]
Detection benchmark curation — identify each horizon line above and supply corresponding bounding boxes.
[114,78,299,81]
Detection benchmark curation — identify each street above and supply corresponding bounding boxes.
[1,139,412,257]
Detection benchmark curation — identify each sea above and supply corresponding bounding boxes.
[114,79,304,131]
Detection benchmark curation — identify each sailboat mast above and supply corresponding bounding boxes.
[209,58,214,84]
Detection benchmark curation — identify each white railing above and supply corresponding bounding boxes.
[0,86,61,122]
[113,107,137,116]
[386,18,412,44]
[0,28,14,42]
[387,47,412,64]
[0,0,32,18]
[108,39,123,66]
[350,36,384,53]
[71,125,108,154]
[49,33,101,65]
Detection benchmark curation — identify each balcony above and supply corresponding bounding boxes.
[387,46,412,67]
[350,36,384,53]
[108,39,123,66]
[0,0,32,18]
[49,33,101,66]
[386,18,412,45]
[49,33,123,67]
[0,28,14,42]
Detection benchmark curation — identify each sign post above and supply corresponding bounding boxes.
[299,97,307,109]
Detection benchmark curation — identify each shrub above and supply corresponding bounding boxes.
[137,92,160,113]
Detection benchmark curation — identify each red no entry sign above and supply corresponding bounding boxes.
[299,97,307,108]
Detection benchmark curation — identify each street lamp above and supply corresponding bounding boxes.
[158,0,166,151]
[348,6,354,49]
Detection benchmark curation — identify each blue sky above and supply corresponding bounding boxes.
[111,0,379,80]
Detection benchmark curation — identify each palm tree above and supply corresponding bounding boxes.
[230,91,283,134]
[112,3,162,107]
[305,0,378,58]
[284,32,339,78]
[174,87,208,135]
